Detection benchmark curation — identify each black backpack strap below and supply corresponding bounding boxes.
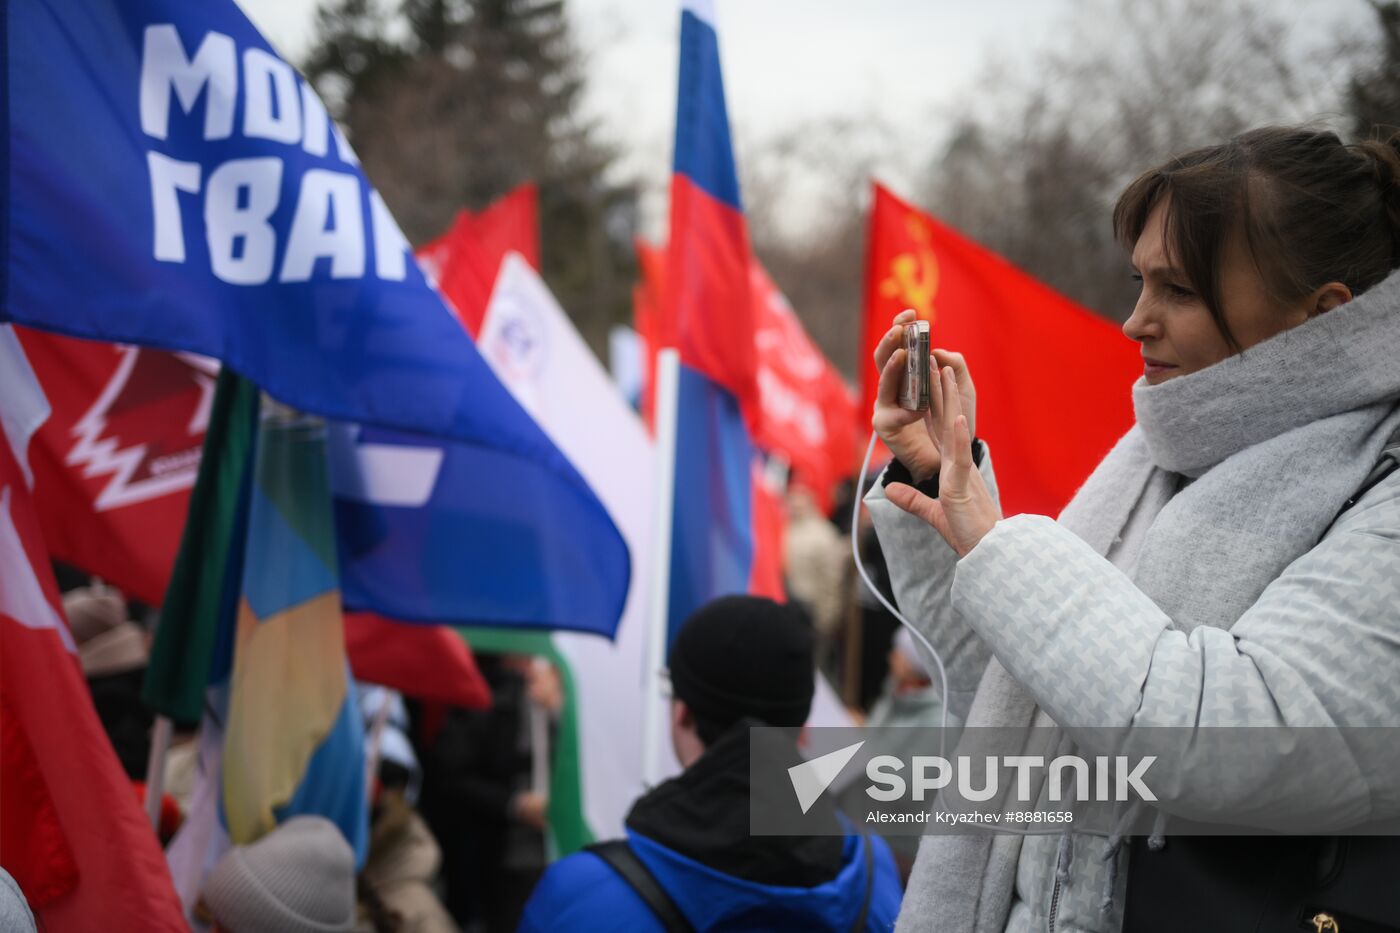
[586,840,696,933]
[849,834,876,933]
[1327,430,1400,535]
[588,836,876,933]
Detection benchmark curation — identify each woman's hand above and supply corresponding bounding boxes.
[885,365,1000,558]
[872,310,978,483]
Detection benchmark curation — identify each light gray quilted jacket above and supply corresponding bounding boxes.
[867,445,1400,933]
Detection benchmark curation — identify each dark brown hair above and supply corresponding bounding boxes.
[1113,126,1400,350]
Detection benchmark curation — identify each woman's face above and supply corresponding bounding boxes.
[1122,200,1312,385]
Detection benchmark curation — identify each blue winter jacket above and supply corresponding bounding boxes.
[518,827,901,932]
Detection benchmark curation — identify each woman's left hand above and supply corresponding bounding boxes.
[885,365,1002,558]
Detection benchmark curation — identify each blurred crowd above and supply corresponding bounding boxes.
[37,476,929,933]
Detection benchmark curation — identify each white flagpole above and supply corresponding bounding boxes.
[364,690,392,802]
[641,348,681,787]
[144,714,173,830]
[529,657,552,795]
[529,702,551,795]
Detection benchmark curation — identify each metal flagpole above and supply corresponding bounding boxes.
[640,348,681,788]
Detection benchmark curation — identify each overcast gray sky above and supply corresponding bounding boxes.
[234,0,1373,235]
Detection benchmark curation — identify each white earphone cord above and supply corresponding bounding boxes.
[849,431,950,758]
[848,431,1075,837]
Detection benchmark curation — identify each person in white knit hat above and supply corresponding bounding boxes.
[199,815,356,933]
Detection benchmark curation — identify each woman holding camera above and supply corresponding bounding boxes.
[866,126,1400,932]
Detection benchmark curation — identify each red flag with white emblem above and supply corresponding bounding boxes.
[15,326,212,604]
[0,325,186,931]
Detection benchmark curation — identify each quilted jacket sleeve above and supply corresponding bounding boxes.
[864,445,1001,723]
[950,470,1400,829]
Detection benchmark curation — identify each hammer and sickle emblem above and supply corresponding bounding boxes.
[878,216,940,322]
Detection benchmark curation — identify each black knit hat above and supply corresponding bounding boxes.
[668,595,814,742]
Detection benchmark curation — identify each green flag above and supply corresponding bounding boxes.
[456,626,591,856]
[142,370,260,722]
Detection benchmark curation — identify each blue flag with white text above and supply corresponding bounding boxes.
[1,0,629,637]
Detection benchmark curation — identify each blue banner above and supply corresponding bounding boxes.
[3,0,629,637]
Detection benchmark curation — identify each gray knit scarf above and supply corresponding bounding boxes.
[898,268,1400,933]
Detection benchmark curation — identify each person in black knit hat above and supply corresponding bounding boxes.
[667,594,815,743]
[518,595,902,932]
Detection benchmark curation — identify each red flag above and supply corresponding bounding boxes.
[471,184,541,271]
[344,613,490,709]
[633,239,668,432]
[416,225,456,282]
[861,183,1139,518]
[0,693,78,910]
[421,184,540,338]
[14,330,491,708]
[635,246,856,513]
[747,465,787,601]
[749,263,858,513]
[16,327,213,605]
[0,341,185,931]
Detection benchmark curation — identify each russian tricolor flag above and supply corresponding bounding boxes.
[664,0,783,643]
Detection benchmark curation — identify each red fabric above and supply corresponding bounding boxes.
[0,693,78,908]
[15,327,212,605]
[414,702,451,749]
[861,183,1140,518]
[421,184,540,338]
[746,466,787,601]
[435,224,500,338]
[635,245,856,513]
[749,263,859,513]
[665,174,757,411]
[819,370,861,504]
[634,239,668,433]
[471,184,540,272]
[416,225,457,282]
[344,613,491,709]
[131,783,183,844]
[0,422,185,931]
[632,282,654,429]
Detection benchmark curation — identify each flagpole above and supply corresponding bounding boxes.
[144,714,173,830]
[529,702,550,795]
[528,657,552,796]
[641,348,681,787]
[364,689,392,802]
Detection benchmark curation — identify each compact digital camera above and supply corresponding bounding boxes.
[898,320,931,411]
